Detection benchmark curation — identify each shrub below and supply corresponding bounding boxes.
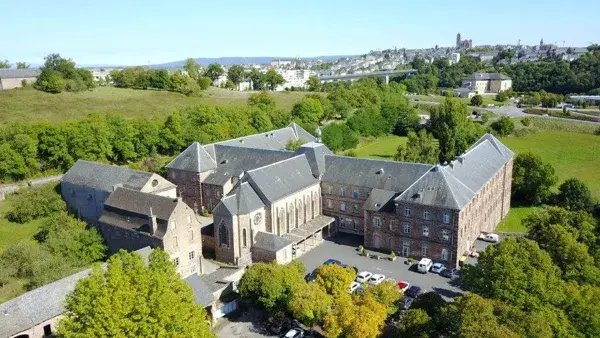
[595,126,600,136]
[6,183,66,223]
[496,92,508,102]
[490,117,515,136]
[470,94,483,107]
[197,76,212,90]
[521,117,532,127]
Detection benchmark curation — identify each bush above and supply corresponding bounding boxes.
[595,126,600,136]
[470,95,483,107]
[490,117,515,136]
[6,183,66,223]
[521,117,532,127]
[496,92,508,102]
[197,76,212,90]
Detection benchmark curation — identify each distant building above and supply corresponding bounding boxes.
[0,68,39,90]
[450,52,461,65]
[462,73,512,94]
[456,33,473,50]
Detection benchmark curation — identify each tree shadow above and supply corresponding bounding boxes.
[370,153,393,159]
[432,286,464,299]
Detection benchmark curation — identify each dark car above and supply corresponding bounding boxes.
[268,319,291,335]
[341,264,358,274]
[441,268,459,279]
[405,285,422,298]
[401,296,414,310]
[323,259,342,266]
[305,270,318,282]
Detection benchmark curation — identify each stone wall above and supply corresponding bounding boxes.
[0,77,36,91]
[251,245,292,264]
[61,182,110,222]
[321,181,370,235]
[268,183,321,236]
[9,314,63,338]
[163,202,204,277]
[167,168,203,211]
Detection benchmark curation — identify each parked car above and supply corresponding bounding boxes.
[401,297,414,310]
[417,258,433,273]
[349,281,361,293]
[284,328,305,338]
[397,281,410,292]
[479,233,500,243]
[304,270,317,282]
[356,271,373,283]
[323,259,342,266]
[405,285,422,298]
[431,263,446,274]
[368,274,385,285]
[441,268,459,279]
[342,264,359,274]
[268,316,291,335]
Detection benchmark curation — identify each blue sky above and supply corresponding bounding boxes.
[3,0,599,66]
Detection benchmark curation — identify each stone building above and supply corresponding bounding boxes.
[462,72,512,94]
[0,68,39,90]
[98,187,203,277]
[61,160,176,222]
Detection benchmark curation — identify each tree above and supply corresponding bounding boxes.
[288,282,332,326]
[249,108,273,132]
[393,309,431,338]
[6,183,66,223]
[490,116,515,136]
[247,91,276,111]
[36,69,64,93]
[197,76,212,90]
[323,293,388,338]
[246,68,264,90]
[58,249,214,337]
[523,206,597,250]
[496,91,508,102]
[363,280,402,315]
[285,139,306,151]
[227,65,246,89]
[291,98,324,124]
[315,264,356,297]
[511,152,557,205]
[307,75,321,91]
[0,143,29,180]
[263,69,285,90]
[394,129,438,164]
[148,69,172,90]
[0,59,11,68]
[554,178,595,212]
[183,58,201,80]
[16,62,30,69]
[321,123,359,152]
[470,94,483,106]
[204,63,224,82]
[170,71,202,96]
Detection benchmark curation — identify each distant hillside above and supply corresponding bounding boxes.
[153,55,351,68]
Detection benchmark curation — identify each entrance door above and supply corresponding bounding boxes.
[373,235,380,249]
[402,242,410,257]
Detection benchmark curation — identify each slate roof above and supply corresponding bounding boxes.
[246,155,319,203]
[0,68,40,79]
[103,187,180,221]
[166,142,217,173]
[395,134,513,210]
[184,274,215,307]
[61,160,154,192]
[464,72,511,81]
[295,142,333,178]
[322,156,432,192]
[364,189,398,212]
[253,231,294,251]
[214,144,295,171]
[213,182,265,215]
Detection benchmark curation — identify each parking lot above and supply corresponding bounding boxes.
[299,234,464,300]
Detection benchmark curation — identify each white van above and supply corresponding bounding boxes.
[417,258,433,274]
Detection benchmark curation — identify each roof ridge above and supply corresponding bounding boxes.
[326,154,433,167]
[246,154,306,173]
[395,165,437,200]
[441,167,476,195]
[209,125,294,146]
[439,169,469,209]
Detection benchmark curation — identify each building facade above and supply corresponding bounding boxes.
[462,73,512,94]
[0,68,39,90]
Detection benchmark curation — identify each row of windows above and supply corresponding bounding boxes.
[172,250,196,267]
[403,207,451,224]
[326,186,361,199]
[339,218,360,231]
[398,241,449,261]
[372,217,451,241]
[326,199,360,215]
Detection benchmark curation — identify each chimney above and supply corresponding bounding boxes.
[149,207,157,235]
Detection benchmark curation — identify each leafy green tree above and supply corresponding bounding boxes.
[106,115,137,163]
[262,69,285,90]
[37,123,73,171]
[36,69,64,93]
[247,91,276,111]
[285,139,306,151]
[0,59,10,68]
[58,249,214,337]
[66,114,113,162]
[6,183,66,223]
[523,207,597,251]
[363,280,402,315]
[159,111,186,154]
[204,63,224,82]
[554,178,595,212]
[315,264,356,297]
[197,76,212,90]
[470,94,483,106]
[183,58,201,80]
[307,75,321,91]
[268,109,292,128]
[291,98,324,124]
[171,71,202,96]
[511,152,557,205]
[288,282,332,326]
[16,62,30,69]
[246,68,264,90]
[305,93,334,121]
[393,309,431,338]
[249,108,273,132]
[227,65,246,88]
[490,116,515,136]
[148,69,172,90]
[394,129,438,164]
[496,91,508,102]
[12,133,40,175]
[321,123,359,152]
[0,143,29,180]
[324,292,388,338]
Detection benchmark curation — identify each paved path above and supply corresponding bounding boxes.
[0,175,63,200]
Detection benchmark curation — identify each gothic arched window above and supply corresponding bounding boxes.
[242,228,247,248]
[219,222,229,248]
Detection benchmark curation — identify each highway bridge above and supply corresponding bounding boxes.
[318,69,417,84]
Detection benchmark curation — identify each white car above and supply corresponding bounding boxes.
[479,233,500,243]
[431,263,445,274]
[356,271,373,283]
[349,281,361,293]
[284,328,304,338]
[368,274,385,285]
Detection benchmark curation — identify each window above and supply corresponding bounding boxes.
[422,243,429,257]
[441,248,449,261]
[423,211,430,220]
[353,220,359,231]
[242,229,247,247]
[443,213,450,224]
[403,222,410,234]
[422,225,429,237]
[171,221,176,230]
[339,218,346,228]
[442,230,450,241]
[173,257,180,266]
[353,190,359,199]
[188,230,194,243]
[44,324,52,336]
[189,251,195,260]
[402,241,410,257]
[173,236,178,248]
[340,187,345,196]
[340,202,346,212]
[390,220,396,231]
[327,185,332,194]
[353,204,359,215]
[219,223,229,248]
[327,199,332,209]
[188,215,192,224]
[373,217,382,229]
[404,207,411,217]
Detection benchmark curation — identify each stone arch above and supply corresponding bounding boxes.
[298,199,303,225]
[278,208,285,235]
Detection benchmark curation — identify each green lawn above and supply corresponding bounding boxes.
[0,86,310,124]
[0,199,45,253]
[496,207,538,233]
[413,94,504,106]
[500,131,600,201]
[353,135,408,160]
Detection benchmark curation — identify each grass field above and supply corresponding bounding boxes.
[500,131,600,200]
[0,86,309,124]
[496,206,538,233]
[352,135,408,159]
[0,199,44,253]
[412,94,504,106]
